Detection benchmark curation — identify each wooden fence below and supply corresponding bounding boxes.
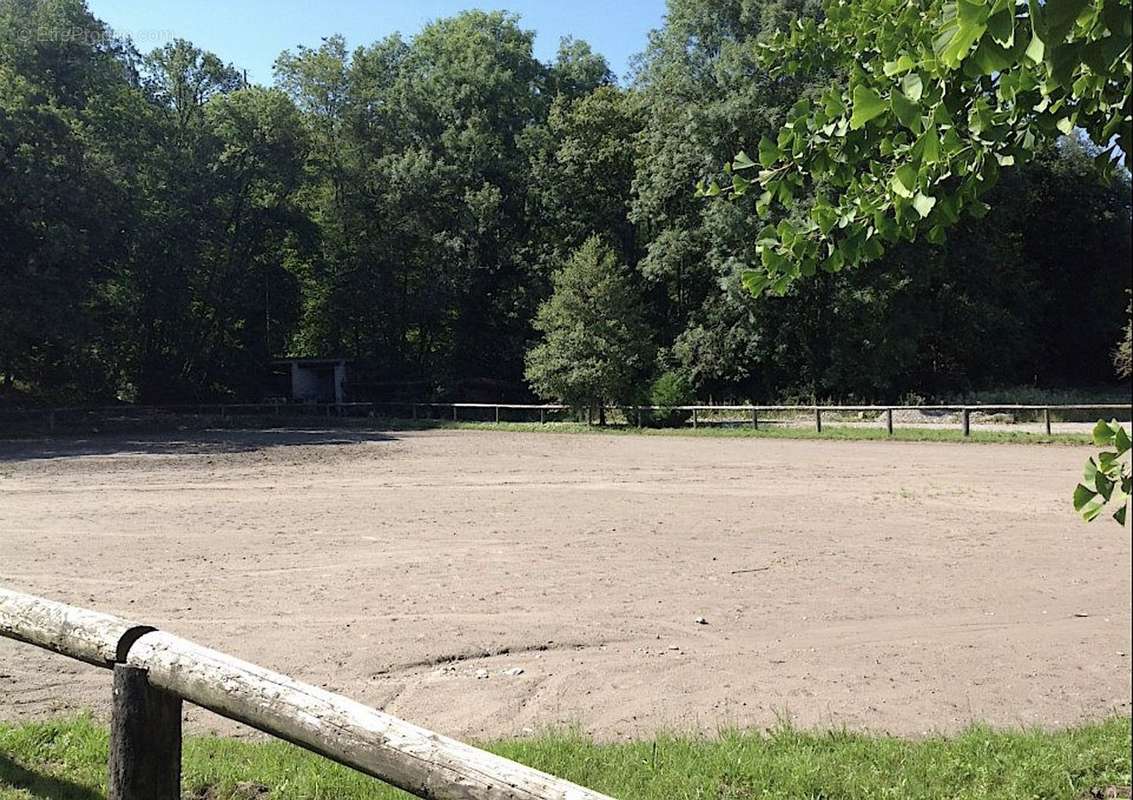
[4,401,1128,432]
[0,587,615,800]
[2,401,1130,436]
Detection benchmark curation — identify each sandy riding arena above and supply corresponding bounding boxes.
[1,429,1129,740]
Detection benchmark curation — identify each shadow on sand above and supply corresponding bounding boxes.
[0,427,398,462]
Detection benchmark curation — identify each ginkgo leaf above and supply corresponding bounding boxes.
[901,72,924,103]
[912,192,937,217]
[732,150,758,171]
[850,85,887,129]
[892,90,921,130]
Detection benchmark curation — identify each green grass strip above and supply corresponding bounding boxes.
[372,418,1093,445]
[0,715,1128,799]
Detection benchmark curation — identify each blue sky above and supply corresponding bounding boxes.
[88,0,667,85]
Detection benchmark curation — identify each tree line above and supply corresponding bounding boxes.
[1,0,1130,408]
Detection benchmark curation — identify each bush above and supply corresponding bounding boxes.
[648,371,694,427]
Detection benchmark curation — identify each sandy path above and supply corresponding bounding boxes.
[0,428,1129,741]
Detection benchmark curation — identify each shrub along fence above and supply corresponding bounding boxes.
[0,586,614,800]
[2,402,1130,436]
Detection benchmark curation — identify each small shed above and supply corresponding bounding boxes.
[271,358,349,404]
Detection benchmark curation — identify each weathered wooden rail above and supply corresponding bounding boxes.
[0,587,615,800]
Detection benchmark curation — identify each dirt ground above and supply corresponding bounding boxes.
[1,428,1129,741]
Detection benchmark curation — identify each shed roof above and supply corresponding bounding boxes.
[271,357,350,367]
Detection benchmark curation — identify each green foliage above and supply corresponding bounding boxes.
[1116,296,1132,379]
[525,85,643,267]
[633,0,820,331]
[124,45,310,402]
[547,36,612,98]
[144,38,243,129]
[649,370,695,426]
[706,0,1131,296]
[524,237,655,408]
[0,0,1128,412]
[679,143,1130,401]
[704,0,1131,525]
[0,0,138,400]
[938,385,1132,405]
[275,12,553,388]
[0,2,314,404]
[1074,419,1132,525]
[634,0,1128,403]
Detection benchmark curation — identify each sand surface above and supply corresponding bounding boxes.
[1,428,1129,740]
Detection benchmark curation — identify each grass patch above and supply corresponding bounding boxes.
[373,418,1094,445]
[0,412,1100,445]
[0,716,1129,799]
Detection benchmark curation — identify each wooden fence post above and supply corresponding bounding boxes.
[962,408,971,437]
[1044,407,1051,435]
[815,407,822,433]
[495,406,500,424]
[539,408,545,424]
[751,408,758,430]
[636,406,643,428]
[886,408,894,436]
[453,405,458,422]
[692,408,698,429]
[109,665,182,800]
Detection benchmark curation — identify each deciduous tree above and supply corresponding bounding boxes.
[525,237,655,417]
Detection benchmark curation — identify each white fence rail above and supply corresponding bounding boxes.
[0,587,615,800]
